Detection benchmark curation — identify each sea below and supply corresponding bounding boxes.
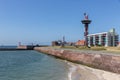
[0,50,74,80]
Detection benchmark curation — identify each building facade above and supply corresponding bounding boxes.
[75,40,85,46]
[87,28,119,47]
[117,42,120,47]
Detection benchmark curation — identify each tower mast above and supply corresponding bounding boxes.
[81,13,91,46]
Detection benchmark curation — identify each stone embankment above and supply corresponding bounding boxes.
[34,47,120,74]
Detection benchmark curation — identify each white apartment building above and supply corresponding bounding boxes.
[87,28,119,47]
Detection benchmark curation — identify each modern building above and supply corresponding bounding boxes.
[87,28,119,47]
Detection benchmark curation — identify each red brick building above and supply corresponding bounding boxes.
[75,40,85,46]
[117,42,120,47]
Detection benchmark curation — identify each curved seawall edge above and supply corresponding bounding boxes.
[34,47,120,74]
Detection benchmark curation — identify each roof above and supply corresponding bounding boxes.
[76,40,85,45]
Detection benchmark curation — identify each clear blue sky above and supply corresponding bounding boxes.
[0,0,120,45]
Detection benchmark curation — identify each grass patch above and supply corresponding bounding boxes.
[51,46,106,51]
[90,47,106,51]
[106,47,120,53]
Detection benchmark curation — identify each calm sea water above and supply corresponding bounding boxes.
[0,46,17,49]
[0,50,70,80]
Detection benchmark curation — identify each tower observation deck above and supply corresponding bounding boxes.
[81,13,92,46]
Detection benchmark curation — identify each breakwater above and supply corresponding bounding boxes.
[34,47,120,74]
[0,47,32,51]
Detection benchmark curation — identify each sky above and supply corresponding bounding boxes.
[0,0,120,45]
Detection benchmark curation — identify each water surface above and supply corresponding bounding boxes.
[0,51,69,80]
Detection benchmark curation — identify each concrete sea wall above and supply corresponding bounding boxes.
[34,47,120,74]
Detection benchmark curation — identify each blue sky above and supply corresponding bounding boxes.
[0,0,120,45]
